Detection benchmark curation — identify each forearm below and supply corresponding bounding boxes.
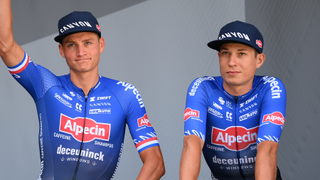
[255,141,278,180]
[136,159,165,180]
[0,0,13,51]
[137,146,165,180]
[179,135,203,180]
[179,147,201,180]
[0,0,24,66]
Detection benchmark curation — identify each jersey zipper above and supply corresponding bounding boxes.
[234,96,246,180]
[72,90,91,180]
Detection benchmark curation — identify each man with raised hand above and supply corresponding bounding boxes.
[0,0,165,179]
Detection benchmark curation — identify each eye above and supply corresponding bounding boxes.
[239,52,246,56]
[85,41,92,45]
[221,51,229,55]
[67,43,75,47]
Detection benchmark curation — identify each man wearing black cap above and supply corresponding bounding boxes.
[180,21,286,180]
[0,0,165,179]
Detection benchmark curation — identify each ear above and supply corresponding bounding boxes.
[99,37,105,54]
[256,53,265,69]
[58,44,65,58]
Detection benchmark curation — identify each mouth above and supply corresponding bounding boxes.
[227,71,240,76]
[75,58,90,62]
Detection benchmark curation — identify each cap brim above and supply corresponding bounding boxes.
[207,40,223,51]
[208,40,248,51]
[54,30,101,43]
[207,39,260,53]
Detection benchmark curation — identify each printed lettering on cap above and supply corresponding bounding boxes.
[60,21,93,34]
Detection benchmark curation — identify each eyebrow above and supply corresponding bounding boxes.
[64,38,95,44]
[220,47,249,51]
[82,38,95,42]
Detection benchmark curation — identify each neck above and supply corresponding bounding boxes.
[70,71,99,96]
[223,82,252,97]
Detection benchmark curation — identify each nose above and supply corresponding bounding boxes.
[228,53,237,66]
[76,44,86,56]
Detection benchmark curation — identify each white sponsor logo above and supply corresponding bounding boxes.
[240,102,257,113]
[213,102,223,110]
[54,132,71,141]
[94,140,114,148]
[89,109,111,114]
[208,107,223,118]
[218,97,225,105]
[240,103,244,108]
[184,129,205,142]
[188,77,214,96]
[239,109,258,121]
[117,81,145,108]
[77,94,83,102]
[226,101,233,109]
[90,102,111,107]
[245,94,258,104]
[212,155,256,165]
[226,111,232,121]
[57,144,105,161]
[76,103,82,113]
[90,97,96,102]
[263,76,282,99]
[54,93,72,108]
[97,96,111,100]
[62,93,73,101]
[13,74,21,78]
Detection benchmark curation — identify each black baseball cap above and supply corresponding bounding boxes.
[207,21,264,53]
[54,11,101,43]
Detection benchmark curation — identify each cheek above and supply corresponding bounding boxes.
[219,63,223,72]
[63,50,76,60]
[219,61,228,71]
[245,65,257,75]
[64,58,73,67]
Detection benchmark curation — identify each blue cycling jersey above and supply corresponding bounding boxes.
[7,52,159,180]
[184,76,286,180]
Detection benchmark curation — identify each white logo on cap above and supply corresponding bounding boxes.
[60,21,92,33]
[218,32,250,42]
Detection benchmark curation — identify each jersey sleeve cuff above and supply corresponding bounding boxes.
[7,52,29,74]
[136,137,159,153]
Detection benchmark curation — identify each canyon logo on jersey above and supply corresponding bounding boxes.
[59,114,111,142]
[184,108,200,121]
[212,126,258,151]
[137,114,152,127]
[262,111,285,126]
